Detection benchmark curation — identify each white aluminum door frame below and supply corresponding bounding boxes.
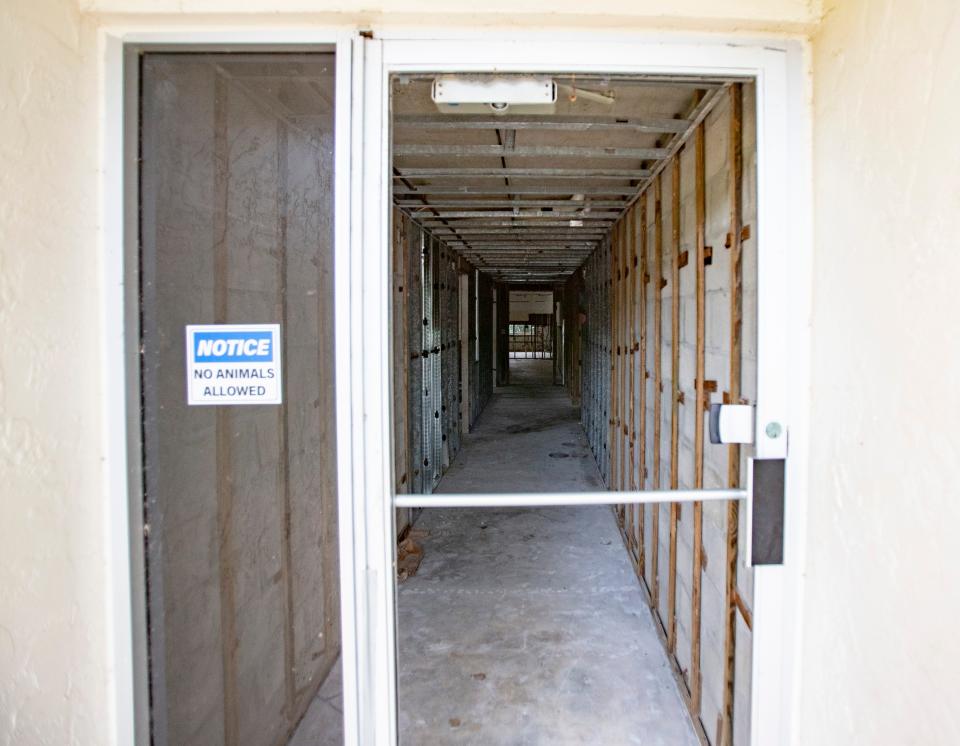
[101,26,367,746]
[101,25,811,746]
[358,32,812,746]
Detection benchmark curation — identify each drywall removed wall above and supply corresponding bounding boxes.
[570,82,757,746]
[392,211,495,522]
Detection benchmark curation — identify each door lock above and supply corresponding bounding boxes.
[708,404,754,445]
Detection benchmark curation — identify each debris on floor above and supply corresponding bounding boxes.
[397,529,428,582]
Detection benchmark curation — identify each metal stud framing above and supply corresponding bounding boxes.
[392,77,726,287]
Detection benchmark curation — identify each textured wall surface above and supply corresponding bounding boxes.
[799,1,960,743]
[8,0,960,743]
[0,1,109,745]
[78,0,821,32]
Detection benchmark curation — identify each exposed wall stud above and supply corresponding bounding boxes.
[668,154,682,653]
[627,205,638,555]
[720,82,744,746]
[652,172,664,609]
[690,120,707,717]
[637,191,648,578]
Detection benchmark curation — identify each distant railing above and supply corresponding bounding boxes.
[508,322,553,359]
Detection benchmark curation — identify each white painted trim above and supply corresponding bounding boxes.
[353,34,401,746]
[99,31,134,746]
[336,34,361,746]
[396,489,746,509]
[365,35,811,746]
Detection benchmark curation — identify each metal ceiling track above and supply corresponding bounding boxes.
[394,114,691,134]
[392,76,730,282]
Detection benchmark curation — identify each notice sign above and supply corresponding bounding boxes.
[185,324,282,406]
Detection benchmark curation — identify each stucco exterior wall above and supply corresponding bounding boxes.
[5,0,960,744]
[0,2,110,745]
[799,1,960,743]
[78,0,821,33]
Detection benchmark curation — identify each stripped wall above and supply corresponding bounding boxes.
[573,83,756,746]
[392,211,495,531]
[558,273,584,403]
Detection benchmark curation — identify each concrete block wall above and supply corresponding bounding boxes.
[571,83,757,746]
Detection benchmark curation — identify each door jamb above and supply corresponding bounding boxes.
[364,33,812,746]
[101,27,361,746]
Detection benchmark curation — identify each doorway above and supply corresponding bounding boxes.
[111,30,809,746]
[364,35,805,746]
[390,67,755,744]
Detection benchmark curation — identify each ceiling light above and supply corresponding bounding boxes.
[569,219,584,227]
[432,75,557,115]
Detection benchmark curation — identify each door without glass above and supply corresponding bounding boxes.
[350,34,801,746]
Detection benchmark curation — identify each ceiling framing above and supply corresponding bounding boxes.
[392,75,732,285]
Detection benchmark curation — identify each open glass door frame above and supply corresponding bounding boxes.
[102,26,363,746]
[357,33,812,746]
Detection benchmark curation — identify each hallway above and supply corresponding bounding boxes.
[396,364,699,744]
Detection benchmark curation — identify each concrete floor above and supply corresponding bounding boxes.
[290,360,698,745]
[396,360,699,745]
[507,357,555,386]
[287,657,343,746]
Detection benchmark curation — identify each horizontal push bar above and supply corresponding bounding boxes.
[393,488,746,509]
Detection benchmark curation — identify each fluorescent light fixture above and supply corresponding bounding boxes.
[569,219,584,227]
[432,75,557,115]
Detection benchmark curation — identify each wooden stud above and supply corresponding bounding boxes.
[637,191,648,579]
[734,589,753,630]
[668,154,682,654]
[690,120,707,717]
[619,219,628,521]
[623,220,630,492]
[720,82,744,746]
[620,219,628,522]
[627,205,638,553]
[652,173,664,608]
[617,218,628,516]
[610,222,620,508]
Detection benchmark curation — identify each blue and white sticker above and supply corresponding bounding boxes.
[185,324,282,406]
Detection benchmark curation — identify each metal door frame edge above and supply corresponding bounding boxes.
[361,33,813,746]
